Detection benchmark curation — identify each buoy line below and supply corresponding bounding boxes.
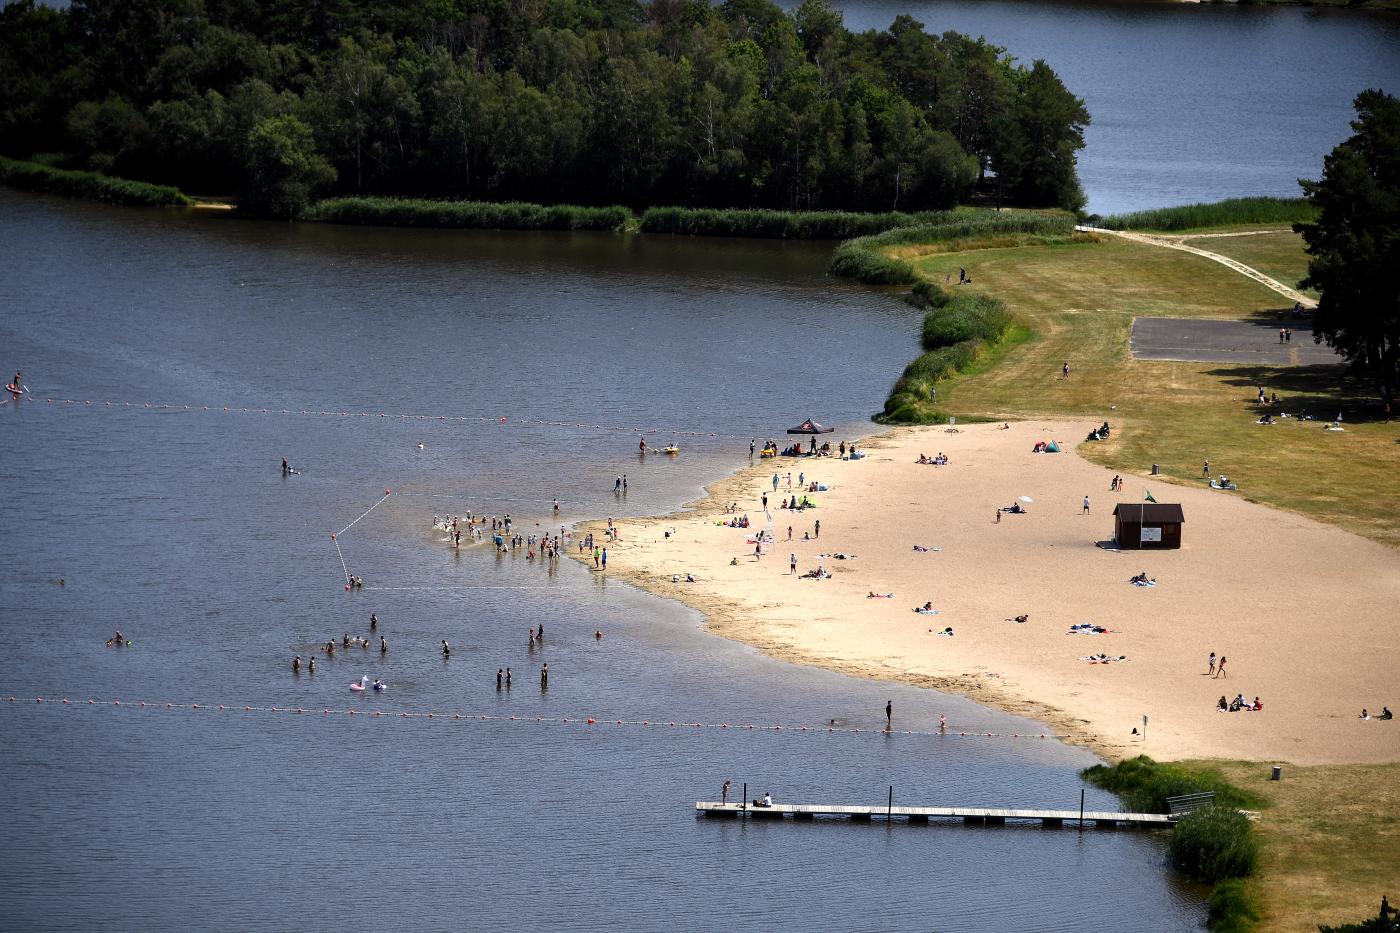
[2,695,1071,742]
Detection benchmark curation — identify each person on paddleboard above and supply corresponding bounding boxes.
[8,371,21,393]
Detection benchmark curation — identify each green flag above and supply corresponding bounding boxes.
[1144,489,1157,503]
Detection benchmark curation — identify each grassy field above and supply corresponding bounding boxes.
[1186,230,1319,299]
[903,236,1400,546]
[1190,760,1400,933]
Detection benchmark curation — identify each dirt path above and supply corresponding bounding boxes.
[1077,225,1318,309]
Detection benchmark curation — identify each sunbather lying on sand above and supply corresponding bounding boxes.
[817,552,855,560]
[1067,623,1113,635]
[868,591,894,598]
[931,627,954,636]
[911,545,942,552]
[1008,614,1029,624]
[1129,572,1156,586]
[1080,654,1128,663]
[914,602,939,614]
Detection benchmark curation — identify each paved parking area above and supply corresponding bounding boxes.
[1130,318,1340,365]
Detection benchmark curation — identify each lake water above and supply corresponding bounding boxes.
[828,0,1400,215]
[0,189,1205,930]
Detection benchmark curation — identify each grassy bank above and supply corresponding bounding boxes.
[1083,757,1266,931]
[829,209,1076,285]
[893,233,1400,545]
[1097,197,1317,233]
[0,156,192,207]
[877,290,1017,423]
[1189,761,1400,933]
[304,196,631,231]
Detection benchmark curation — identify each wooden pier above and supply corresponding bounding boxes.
[695,802,1172,828]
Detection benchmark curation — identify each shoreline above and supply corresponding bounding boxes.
[568,420,1399,768]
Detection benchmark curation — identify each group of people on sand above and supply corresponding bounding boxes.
[916,452,949,465]
[1217,694,1262,712]
[1359,707,1393,721]
[1129,571,1156,586]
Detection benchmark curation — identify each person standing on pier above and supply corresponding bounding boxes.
[722,780,731,805]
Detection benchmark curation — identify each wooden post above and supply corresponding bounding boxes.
[742,783,747,813]
[888,785,894,822]
[1079,788,1085,831]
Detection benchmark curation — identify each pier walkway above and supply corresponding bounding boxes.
[696,802,1172,828]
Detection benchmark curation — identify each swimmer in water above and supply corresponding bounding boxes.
[307,656,315,672]
[293,655,301,672]
[370,613,378,630]
[595,630,603,640]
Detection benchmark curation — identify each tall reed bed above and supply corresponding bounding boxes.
[305,197,631,231]
[1084,757,1265,932]
[0,156,192,206]
[1097,197,1317,232]
[639,206,939,239]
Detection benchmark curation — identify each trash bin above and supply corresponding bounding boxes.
[1151,463,1160,475]
[1271,765,1283,781]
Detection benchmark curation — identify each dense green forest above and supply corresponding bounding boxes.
[0,0,1090,217]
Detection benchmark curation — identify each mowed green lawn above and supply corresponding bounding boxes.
[1182,229,1319,299]
[902,235,1400,546]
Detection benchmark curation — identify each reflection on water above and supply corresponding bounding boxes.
[0,190,1203,930]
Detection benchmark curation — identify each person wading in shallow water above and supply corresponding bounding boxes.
[885,700,893,730]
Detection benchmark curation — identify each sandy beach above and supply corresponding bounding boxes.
[578,422,1400,765]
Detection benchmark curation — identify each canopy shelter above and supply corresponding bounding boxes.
[787,418,833,435]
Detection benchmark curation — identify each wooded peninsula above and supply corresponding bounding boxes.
[0,0,1089,217]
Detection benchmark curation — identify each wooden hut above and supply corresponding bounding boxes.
[1112,503,1184,550]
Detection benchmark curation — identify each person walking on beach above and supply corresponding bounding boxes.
[1083,495,1090,515]
[601,548,607,569]
[762,493,768,510]
[1207,652,1216,676]
[754,541,762,559]
[885,700,893,730]
[750,439,756,457]
[814,520,820,539]
[1215,656,1227,679]
[790,552,797,575]
[593,546,601,568]
[772,474,779,492]
[722,780,731,805]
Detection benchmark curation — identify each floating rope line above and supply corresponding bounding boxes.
[2,695,1069,742]
[335,490,393,538]
[24,397,755,440]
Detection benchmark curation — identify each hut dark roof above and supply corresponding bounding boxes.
[1112,503,1185,523]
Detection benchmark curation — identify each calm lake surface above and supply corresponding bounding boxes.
[0,189,1205,930]
[828,0,1400,215]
